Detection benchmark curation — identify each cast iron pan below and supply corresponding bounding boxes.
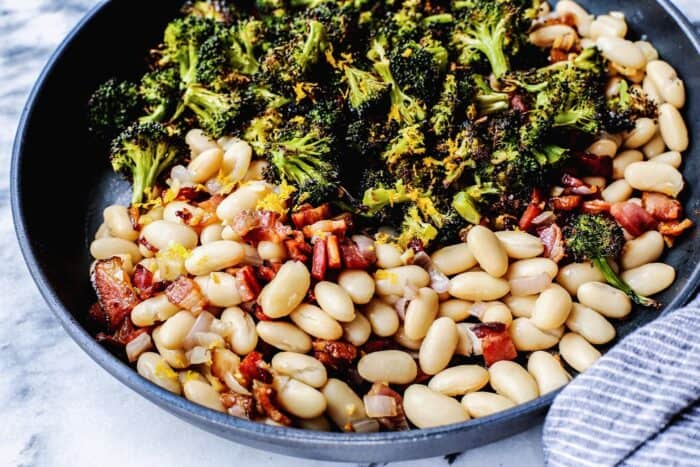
[10,0,700,462]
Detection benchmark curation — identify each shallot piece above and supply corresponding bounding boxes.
[532,211,555,226]
[509,272,552,296]
[351,235,377,264]
[412,251,450,293]
[183,311,215,350]
[125,332,153,363]
[363,394,399,418]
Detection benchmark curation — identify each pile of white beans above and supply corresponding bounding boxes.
[87,1,689,431]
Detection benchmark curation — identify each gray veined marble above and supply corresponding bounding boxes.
[0,1,697,466]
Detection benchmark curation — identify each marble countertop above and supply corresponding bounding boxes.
[1,1,698,466]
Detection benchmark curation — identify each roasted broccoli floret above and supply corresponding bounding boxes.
[466,74,511,117]
[430,74,458,137]
[139,68,181,124]
[110,122,186,205]
[381,123,426,168]
[180,85,242,138]
[451,0,536,77]
[182,0,238,24]
[243,110,283,156]
[87,79,141,141]
[389,37,448,102]
[369,41,426,125]
[604,79,658,133]
[440,124,489,187]
[344,64,391,116]
[564,214,658,307]
[345,119,397,157]
[160,15,219,85]
[266,126,338,204]
[397,205,438,249]
[299,1,358,49]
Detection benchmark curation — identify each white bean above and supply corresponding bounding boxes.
[621,263,675,296]
[200,223,224,244]
[529,24,577,48]
[531,284,572,330]
[152,327,188,369]
[403,385,470,428]
[489,361,539,404]
[602,179,633,203]
[624,161,684,197]
[258,261,310,318]
[504,295,537,318]
[479,301,513,327]
[131,294,179,327]
[430,243,477,275]
[404,287,439,340]
[635,40,659,61]
[428,365,489,396]
[188,147,223,183]
[449,272,510,301]
[256,321,311,353]
[646,60,685,109]
[394,326,424,351]
[467,226,509,278]
[559,332,601,372]
[623,118,657,149]
[461,392,515,418]
[103,205,138,241]
[643,75,664,104]
[596,36,646,70]
[494,231,544,259]
[658,103,689,152]
[183,380,225,412]
[216,181,272,221]
[194,273,242,308]
[590,14,627,39]
[375,266,430,296]
[221,139,252,182]
[159,311,196,350]
[577,282,632,318]
[298,416,331,432]
[141,220,198,251]
[419,317,458,375]
[587,138,617,158]
[365,299,400,337]
[341,313,372,347]
[314,281,356,322]
[338,270,375,305]
[94,222,111,240]
[185,241,245,276]
[257,240,287,262]
[642,132,666,159]
[358,350,418,384]
[555,1,593,36]
[649,150,682,168]
[556,262,605,295]
[186,129,218,156]
[527,351,570,395]
[220,307,258,356]
[566,303,615,345]
[273,376,327,419]
[137,352,182,394]
[621,231,665,270]
[242,159,269,182]
[439,299,473,322]
[290,304,343,340]
[90,237,142,263]
[613,150,643,179]
[321,379,371,431]
[375,243,403,269]
[509,318,563,351]
[507,258,558,280]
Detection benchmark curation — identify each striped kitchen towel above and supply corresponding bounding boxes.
[543,299,700,466]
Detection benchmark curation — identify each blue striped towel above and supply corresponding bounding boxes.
[543,299,700,466]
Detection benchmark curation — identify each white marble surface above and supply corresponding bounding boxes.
[0,1,697,467]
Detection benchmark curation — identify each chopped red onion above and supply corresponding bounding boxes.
[126,333,153,363]
[413,251,450,293]
[364,395,398,418]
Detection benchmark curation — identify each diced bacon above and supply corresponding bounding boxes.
[313,340,358,371]
[132,264,154,299]
[302,219,348,239]
[96,316,147,349]
[561,173,599,195]
[138,236,158,253]
[235,265,262,302]
[311,238,328,281]
[658,218,694,238]
[326,234,342,269]
[581,199,611,214]
[470,323,518,366]
[91,257,140,332]
[366,383,410,431]
[232,210,292,244]
[550,195,582,211]
[256,263,279,283]
[340,239,372,269]
[538,223,565,263]
[176,186,211,203]
[165,276,207,313]
[611,202,658,237]
[239,351,273,386]
[519,189,544,231]
[291,204,331,229]
[284,232,312,262]
[642,192,682,221]
[362,339,399,353]
[252,381,292,426]
[575,152,612,178]
[221,392,256,419]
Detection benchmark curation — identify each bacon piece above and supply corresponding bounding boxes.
[611,202,658,237]
[239,351,273,386]
[284,232,312,262]
[302,219,348,239]
[252,381,292,426]
[362,339,399,354]
[232,210,293,244]
[256,263,279,283]
[550,195,582,212]
[88,302,110,330]
[340,239,372,269]
[220,392,256,420]
[291,204,331,229]
[131,264,167,300]
[510,94,528,113]
[471,323,518,367]
[176,186,211,203]
[581,199,611,214]
[91,257,140,332]
[658,218,694,238]
[326,234,342,269]
[165,276,207,312]
[138,236,158,253]
[519,189,544,231]
[234,265,262,302]
[575,152,613,178]
[642,192,682,221]
[253,305,273,322]
[96,316,147,349]
[311,238,328,281]
[313,340,358,372]
[366,383,410,431]
[538,223,565,263]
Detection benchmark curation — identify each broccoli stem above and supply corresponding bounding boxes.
[593,257,658,307]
